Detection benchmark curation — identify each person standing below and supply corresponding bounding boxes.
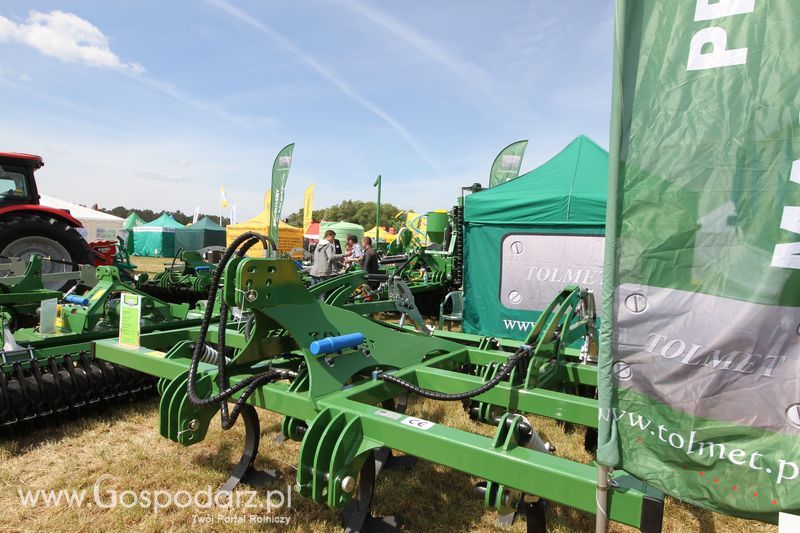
[344,234,363,268]
[311,230,348,285]
[360,236,380,290]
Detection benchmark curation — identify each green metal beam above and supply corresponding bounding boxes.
[318,396,656,530]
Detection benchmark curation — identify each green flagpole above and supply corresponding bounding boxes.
[374,175,381,243]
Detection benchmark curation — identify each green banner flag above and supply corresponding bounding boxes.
[488,140,527,187]
[599,0,800,522]
[269,143,295,246]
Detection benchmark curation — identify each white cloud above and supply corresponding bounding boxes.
[0,10,276,134]
[0,10,144,73]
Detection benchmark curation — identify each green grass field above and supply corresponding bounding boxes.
[0,256,779,531]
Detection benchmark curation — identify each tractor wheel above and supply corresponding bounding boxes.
[0,213,92,291]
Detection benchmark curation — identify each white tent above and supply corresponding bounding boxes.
[40,195,124,242]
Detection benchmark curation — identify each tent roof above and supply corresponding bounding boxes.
[140,212,184,228]
[464,135,608,226]
[123,212,146,229]
[184,216,224,231]
[226,208,300,230]
[364,226,398,242]
[40,195,124,222]
[305,221,320,239]
[320,221,364,233]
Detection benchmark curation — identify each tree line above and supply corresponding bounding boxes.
[284,200,403,229]
[101,200,404,229]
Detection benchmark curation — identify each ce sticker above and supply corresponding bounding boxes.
[401,417,435,431]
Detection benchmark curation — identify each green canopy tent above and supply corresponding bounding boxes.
[175,217,226,252]
[121,212,145,254]
[132,213,183,257]
[319,221,364,247]
[462,135,608,339]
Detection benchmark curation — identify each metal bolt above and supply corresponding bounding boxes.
[624,293,647,313]
[510,241,524,255]
[188,419,200,431]
[508,291,522,305]
[787,404,800,428]
[245,290,258,302]
[341,476,357,494]
[613,361,632,380]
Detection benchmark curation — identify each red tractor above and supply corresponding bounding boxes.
[0,152,93,289]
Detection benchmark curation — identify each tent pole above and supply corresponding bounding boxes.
[595,464,609,533]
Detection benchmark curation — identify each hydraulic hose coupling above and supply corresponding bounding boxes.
[64,294,90,306]
[310,333,366,356]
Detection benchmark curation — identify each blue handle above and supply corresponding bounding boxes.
[310,333,365,356]
[195,265,211,272]
[64,294,90,306]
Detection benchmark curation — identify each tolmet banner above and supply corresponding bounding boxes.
[488,140,527,187]
[598,0,800,522]
[269,143,294,245]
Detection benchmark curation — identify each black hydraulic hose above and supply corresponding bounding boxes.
[215,234,266,427]
[394,252,420,277]
[242,313,256,341]
[377,346,530,401]
[185,231,281,430]
[167,249,182,286]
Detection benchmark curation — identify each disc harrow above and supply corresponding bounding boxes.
[0,350,155,431]
[0,256,209,433]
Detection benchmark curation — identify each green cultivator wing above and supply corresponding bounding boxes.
[96,234,664,531]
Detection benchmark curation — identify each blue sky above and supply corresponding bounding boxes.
[0,1,613,221]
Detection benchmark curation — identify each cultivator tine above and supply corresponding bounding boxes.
[220,404,280,493]
[341,449,402,533]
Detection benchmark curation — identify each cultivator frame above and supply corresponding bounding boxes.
[95,253,663,531]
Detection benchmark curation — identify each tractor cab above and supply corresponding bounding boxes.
[0,152,42,207]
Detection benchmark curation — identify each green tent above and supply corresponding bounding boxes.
[132,213,183,257]
[463,135,607,339]
[175,217,226,252]
[121,213,145,253]
[319,221,364,246]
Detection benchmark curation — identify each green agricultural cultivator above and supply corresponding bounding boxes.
[0,256,207,431]
[95,233,663,531]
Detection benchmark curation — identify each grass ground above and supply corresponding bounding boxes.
[0,398,776,532]
[0,256,778,531]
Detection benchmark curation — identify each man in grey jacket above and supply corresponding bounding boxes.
[310,230,349,286]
